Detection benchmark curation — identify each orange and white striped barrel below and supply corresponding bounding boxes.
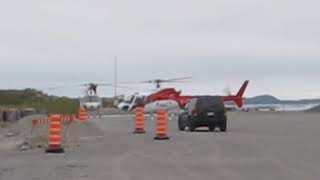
[32,118,49,126]
[78,107,88,121]
[133,107,146,134]
[46,114,64,153]
[61,114,75,124]
[154,109,170,140]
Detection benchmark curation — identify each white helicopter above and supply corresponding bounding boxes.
[48,83,108,117]
[79,83,105,110]
[79,83,136,115]
[48,81,136,116]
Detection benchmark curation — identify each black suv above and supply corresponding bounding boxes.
[178,96,227,132]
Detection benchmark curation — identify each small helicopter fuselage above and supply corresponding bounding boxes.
[80,83,103,111]
[80,95,102,110]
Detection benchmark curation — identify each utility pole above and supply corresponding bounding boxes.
[114,56,118,98]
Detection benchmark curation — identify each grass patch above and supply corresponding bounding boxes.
[0,89,79,114]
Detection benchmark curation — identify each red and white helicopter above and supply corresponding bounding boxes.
[117,77,249,113]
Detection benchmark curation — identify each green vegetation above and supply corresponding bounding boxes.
[102,98,115,108]
[0,89,79,114]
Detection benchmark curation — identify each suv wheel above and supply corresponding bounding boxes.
[220,116,227,132]
[188,118,196,132]
[209,124,215,132]
[178,116,186,131]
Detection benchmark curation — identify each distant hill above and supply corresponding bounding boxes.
[244,95,281,104]
[244,95,320,104]
[282,99,320,104]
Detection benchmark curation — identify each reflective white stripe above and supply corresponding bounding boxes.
[50,128,61,131]
[49,142,61,145]
[49,135,61,138]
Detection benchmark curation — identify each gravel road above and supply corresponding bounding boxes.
[0,112,319,180]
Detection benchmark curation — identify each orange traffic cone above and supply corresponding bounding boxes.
[133,107,146,134]
[78,107,88,121]
[61,114,75,124]
[46,114,64,153]
[61,115,66,123]
[154,109,170,140]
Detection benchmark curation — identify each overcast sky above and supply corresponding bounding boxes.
[0,0,319,99]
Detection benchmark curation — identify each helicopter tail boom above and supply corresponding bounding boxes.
[220,80,249,108]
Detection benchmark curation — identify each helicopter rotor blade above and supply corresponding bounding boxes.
[140,80,156,84]
[114,85,141,90]
[48,83,138,90]
[223,85,232,96]
[91,83,141,90]
[119,76,192,85]
[162,76,192,82]
[80,83,113,86]
[47,84,82,90]
[96,83,113,86]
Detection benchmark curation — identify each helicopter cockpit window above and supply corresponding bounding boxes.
[134,96,145,107]
[134,96,143,103]
[184,102,190,110]
[88,96,99,102]
[124,95,134,103]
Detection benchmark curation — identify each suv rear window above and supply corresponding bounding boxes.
[196,96,225,112]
